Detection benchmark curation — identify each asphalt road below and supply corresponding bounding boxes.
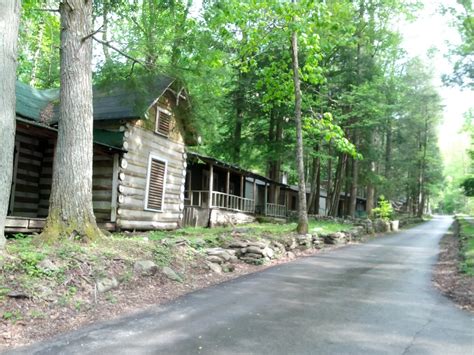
[8,216,474,355]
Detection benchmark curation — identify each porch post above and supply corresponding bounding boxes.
[264,182,268,216]
[226,170,230,208]
[274,185,278,206]
[209,163,213,208]
[240,175,244,210]
[253,177,257,213]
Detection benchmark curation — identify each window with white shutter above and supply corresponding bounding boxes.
[145,155,167,211]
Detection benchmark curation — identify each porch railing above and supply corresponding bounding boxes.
[212,191,255,213]
[265,203,287,218]
[185,190,255,214]
[184,190,209,207]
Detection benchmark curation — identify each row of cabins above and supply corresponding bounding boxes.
[6,77,366,233]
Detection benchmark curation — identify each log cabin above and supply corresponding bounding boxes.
[6,75,195,232]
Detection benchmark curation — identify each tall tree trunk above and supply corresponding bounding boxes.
[417,116,429,218]
[329,154,348,217]
[0,0,20,250]
[291,21,308,234]
[170,0,191,67]
[308,145,320,214]
[326,146,332,214]
[144,0,157,68]
[30,21,45,86]
[233,69,245,163]
[385,118,392,177]
[344,158,351,216]
[349,133,359,217]
[366,160,376,216]
[102,0,111,62]
[43,0,101,240]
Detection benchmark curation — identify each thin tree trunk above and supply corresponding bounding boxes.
[349,133,359,217]
[344,158,351,216]
[43,0,101,240]
[266,109,276,203]
[291,20,308,234]
[170,0,192,67]
[329,154,348,217]
[102,0,111,62]
[366,168,375,216]
[308,145,320,214]
[233,69,244,163]
[273,116,283,203]
[366,130,376,216]
[385,118,392,177]
[326,145,332,214]
[416,129,423,217]
[315,160,321,215]
[0,0,20,250]
[30,21,45,86]
[417,116,429,218]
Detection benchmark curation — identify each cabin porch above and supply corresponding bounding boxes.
[183,153,288,227]
[5,216,116,233]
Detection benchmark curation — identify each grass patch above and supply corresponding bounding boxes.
[1,234,158,307]
[458,216,474,276]
[146,219,352,241]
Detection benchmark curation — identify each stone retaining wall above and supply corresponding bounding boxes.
[203,226,369,269]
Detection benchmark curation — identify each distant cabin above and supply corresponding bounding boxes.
[6,76,366,233]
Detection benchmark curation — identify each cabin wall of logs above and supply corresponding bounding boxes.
[8,122,118,223]
[116,122,187,230]
[9,131,46,218]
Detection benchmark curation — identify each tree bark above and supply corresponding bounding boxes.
[417,116,429,218]
[30,21,45,86]
[0,0,20,250]
[291,23,308,234]
[384,118,392,177]
[349,133,359,217]
[315,158,321,215]
[43,0,101,241]
[344,157,351,216]
[170,0,192,67]
[233,69,244,163]
[102,0,111,62]
[308,145,320,214]
[328,154,348,217]
[326,146,332,214]
[366,161,376,216]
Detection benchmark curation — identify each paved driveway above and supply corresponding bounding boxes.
[8,216,473,354]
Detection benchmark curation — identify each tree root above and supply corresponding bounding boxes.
[39,212,104,245]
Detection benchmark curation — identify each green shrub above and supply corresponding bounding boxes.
[154,244,173,267]
[17,250,46,277]
[371,195,393,221]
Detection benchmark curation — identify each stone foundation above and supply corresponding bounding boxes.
[209,209,256,228]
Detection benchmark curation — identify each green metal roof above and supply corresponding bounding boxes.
[15,75,179,150]
[16,81,59,122]
[15,74,176,122]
